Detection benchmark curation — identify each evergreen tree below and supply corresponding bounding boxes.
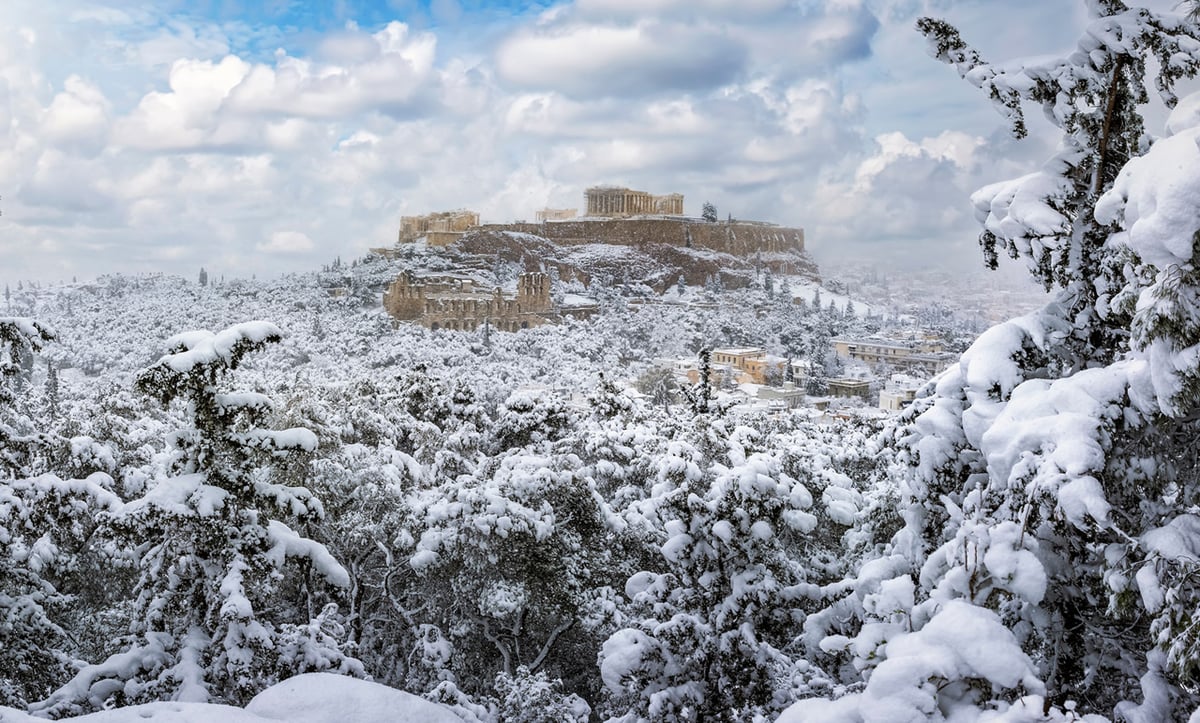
[598,423,817,721]
[0,318,54,476]
[0,318,119,708]
[0,472,118,708]
[687,348,712,415]
[917,0,1200,366]
[38,322,362,715]
[701,202,718,223]
[43,360,59,421]
[793,4,1200,719]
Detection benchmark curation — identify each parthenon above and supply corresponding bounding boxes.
[585,186,684,217]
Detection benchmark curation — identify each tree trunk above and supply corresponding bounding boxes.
[1094,57,1126,196]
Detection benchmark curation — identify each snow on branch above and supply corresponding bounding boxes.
[266,519,350,588]
[232,428,320,454]
[919,7,1200,139]
[122,472,230,518]
[0,317,54,392]
[138,322,284,404]
[1097,104,1200,416]
[980,360,1154,529]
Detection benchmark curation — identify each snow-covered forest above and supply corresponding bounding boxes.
[5,2,1200,721]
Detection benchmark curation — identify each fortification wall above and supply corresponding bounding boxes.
[383,271,556,331]
[382,273,425,320]
[478,218,803,256]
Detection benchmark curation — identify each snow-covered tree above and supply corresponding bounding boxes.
[0,318,53,477]
[786,3,1200,719]
[0,318,122,708]
[599,421,822,721]
[398,430,623,709]
[917,0,1200,366]
[681,349,714,415]
[37,322,361,715]
[0,471,120,708]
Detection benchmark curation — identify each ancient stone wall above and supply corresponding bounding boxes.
[383,271,556,331]
[399,210,479,242]
[479,218,804,255]
[516,271,553,312]
[426,231,466,247]
[381,272,427,320]
[536,208,578,222]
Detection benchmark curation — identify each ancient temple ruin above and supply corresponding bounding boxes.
[585,187,684,217]
[398,209,480,246]
[536,208,578,222]
[374,186,803,266]
[382,271,555,331]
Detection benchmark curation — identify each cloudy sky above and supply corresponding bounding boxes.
[0,0,1188,284]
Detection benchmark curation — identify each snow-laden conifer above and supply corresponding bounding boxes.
[36,322,362,715]
[785,3,1200,719]
[0,318,121,708]
[599,420,822,721]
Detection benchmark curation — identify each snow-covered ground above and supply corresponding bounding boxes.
[0,675,462,723]
[785,278,873,316]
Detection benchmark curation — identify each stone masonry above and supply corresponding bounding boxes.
[481,217,803,255]
[383,271,555,331]
[398,210,480,246]
[536,208,578,222]
[584,186,684,217]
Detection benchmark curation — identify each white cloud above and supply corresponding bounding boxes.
[19,149,116,216]
[132,20,231,70]
[40,75,111,154]
[497,21,745,98]
[228,22,437,118]
[114,55,250,150]
[573,0,806,22]
[853,130,983,187]
[802,129,990,266]
[495,0,879,98]
[66,6,133,25]
[258,230,315,254]
[741,79,863,163]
